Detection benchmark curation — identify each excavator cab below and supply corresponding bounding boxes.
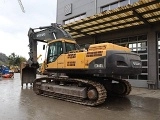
[21,39,79,86]
[46,40,79,63]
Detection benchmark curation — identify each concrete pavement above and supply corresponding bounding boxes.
[0,73,160,120]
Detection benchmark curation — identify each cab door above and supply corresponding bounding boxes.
[57,42,65,68]
[47,41,63,68]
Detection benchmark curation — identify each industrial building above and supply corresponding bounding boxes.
[56,0,160,89]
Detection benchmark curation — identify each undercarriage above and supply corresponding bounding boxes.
[33,76,131,106]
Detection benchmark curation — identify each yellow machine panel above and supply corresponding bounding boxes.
[47,60,57,68]
[65,52,86,69]
[57,54,65,68]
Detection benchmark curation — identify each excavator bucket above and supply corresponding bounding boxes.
[20,62,36,87]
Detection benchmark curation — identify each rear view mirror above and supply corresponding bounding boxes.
[43,45,45,50]
[85,44,90,50]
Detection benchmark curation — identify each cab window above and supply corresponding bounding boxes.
[65,42,79,52]
[47,41,63,63]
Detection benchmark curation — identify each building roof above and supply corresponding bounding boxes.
[62,0,160,39]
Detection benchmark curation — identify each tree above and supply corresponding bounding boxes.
[8,53,27,66]
[8,53,16,66]
[0,53,8,65]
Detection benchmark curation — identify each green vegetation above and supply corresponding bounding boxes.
[0,53,8,66]
[8,53,26,66]
[0,52,27,66]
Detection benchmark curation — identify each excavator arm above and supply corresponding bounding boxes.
[21,23,72,87]
[27,23,72,68]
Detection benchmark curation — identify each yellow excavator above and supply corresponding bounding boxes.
[39,60,48,75]
[21,23,142,106]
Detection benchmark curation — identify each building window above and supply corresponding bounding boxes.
[130,0,139,4]
[158,32,160,38]
[102,5,109,12]
[157,32,160,81]
[128,35,148,80]
[101,0,139,12]
[110,2,118,10]
[120,0,128,6]
[64,14,86,24]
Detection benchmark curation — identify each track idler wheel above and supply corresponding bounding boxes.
[87,88,98,100]
[111,81,131,96]
[112,83,125,94]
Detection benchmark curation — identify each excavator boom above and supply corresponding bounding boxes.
[28,23,72,67]
[21,23,73,86]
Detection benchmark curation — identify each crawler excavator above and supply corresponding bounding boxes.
[21,23,142,106]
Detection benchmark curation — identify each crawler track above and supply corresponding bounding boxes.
[33,77,107,106]
[106,77,132,97]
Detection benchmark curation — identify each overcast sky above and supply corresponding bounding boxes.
[0,0,57,62]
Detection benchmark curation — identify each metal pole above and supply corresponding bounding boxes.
[95,0,97,14]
